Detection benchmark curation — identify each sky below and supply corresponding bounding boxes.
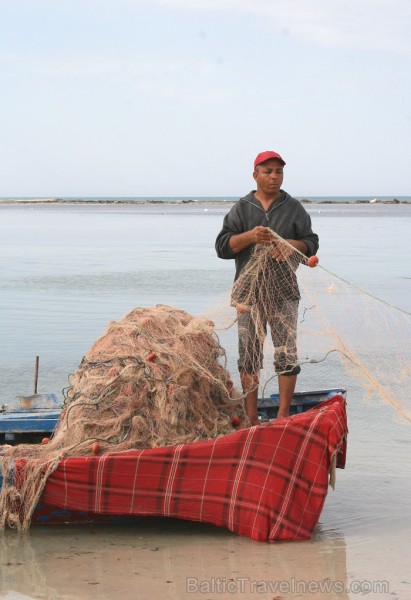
[0,0,410,197]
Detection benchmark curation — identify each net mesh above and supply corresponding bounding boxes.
[213,230,411,421]
[1,229,410,529]
[295,261,411,422]
[0,305,247,529]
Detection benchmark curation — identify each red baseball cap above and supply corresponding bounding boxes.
[254,151,286,169]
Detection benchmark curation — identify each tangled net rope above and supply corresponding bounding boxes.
[0,305,247,529]
[211,229,411,420]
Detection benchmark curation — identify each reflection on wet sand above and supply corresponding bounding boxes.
[0,519,350,600]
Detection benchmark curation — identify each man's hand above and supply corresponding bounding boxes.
[251,226,273,245]
[229,227,307,257]
[229,226,273,253]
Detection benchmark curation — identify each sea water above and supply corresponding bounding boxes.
[0,201,410,599]
[1,201,410,398]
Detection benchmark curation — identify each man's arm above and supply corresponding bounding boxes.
[229,226,273,253]
[293,207,319,257]
[285,239,308,255]
[230,227,308,258]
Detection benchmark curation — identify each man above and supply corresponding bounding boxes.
[215,151,319,424]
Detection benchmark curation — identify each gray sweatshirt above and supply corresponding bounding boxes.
[215,190,319,281]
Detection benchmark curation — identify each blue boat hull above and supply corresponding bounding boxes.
[0,388,346,444]
[0,393,62,444]
[258,387,347,419]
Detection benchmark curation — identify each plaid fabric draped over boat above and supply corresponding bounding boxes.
[34,395,347,541]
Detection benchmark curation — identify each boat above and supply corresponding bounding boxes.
[0,388,346,443]
[0,393,62,444]
[258,387,347,419]
[1,391,348,542]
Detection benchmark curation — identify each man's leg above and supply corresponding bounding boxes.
[237,308,264,425]
[240,372,259,425]
[269,299,300,419]
[277,374,297,419]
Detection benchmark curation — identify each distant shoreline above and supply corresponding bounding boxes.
[0,197,409,205]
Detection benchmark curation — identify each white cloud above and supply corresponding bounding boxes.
[152,0,411,53]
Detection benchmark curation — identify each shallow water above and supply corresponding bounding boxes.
[1,202,410,397]
[0,202,410,599]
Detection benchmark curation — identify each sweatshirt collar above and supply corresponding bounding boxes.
[245,190,287,212]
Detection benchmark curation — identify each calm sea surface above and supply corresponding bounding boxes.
[0,201,410,599]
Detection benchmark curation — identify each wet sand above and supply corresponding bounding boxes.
[1,520,350,600]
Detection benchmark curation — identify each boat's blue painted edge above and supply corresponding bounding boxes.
[0,410,62,433]
[0,392,62,433]
[257,387,346,408]
[0,388,347,435]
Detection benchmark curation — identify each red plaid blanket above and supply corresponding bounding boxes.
[36,395,347,541]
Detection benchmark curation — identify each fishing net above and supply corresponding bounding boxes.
[295,257,411,422]
[0,305,247,529]
[212,230,411,422]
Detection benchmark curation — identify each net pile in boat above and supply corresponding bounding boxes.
[0,305,246,529]
[61,305,246,450]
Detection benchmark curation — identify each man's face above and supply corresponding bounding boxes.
[253,159,284,195]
